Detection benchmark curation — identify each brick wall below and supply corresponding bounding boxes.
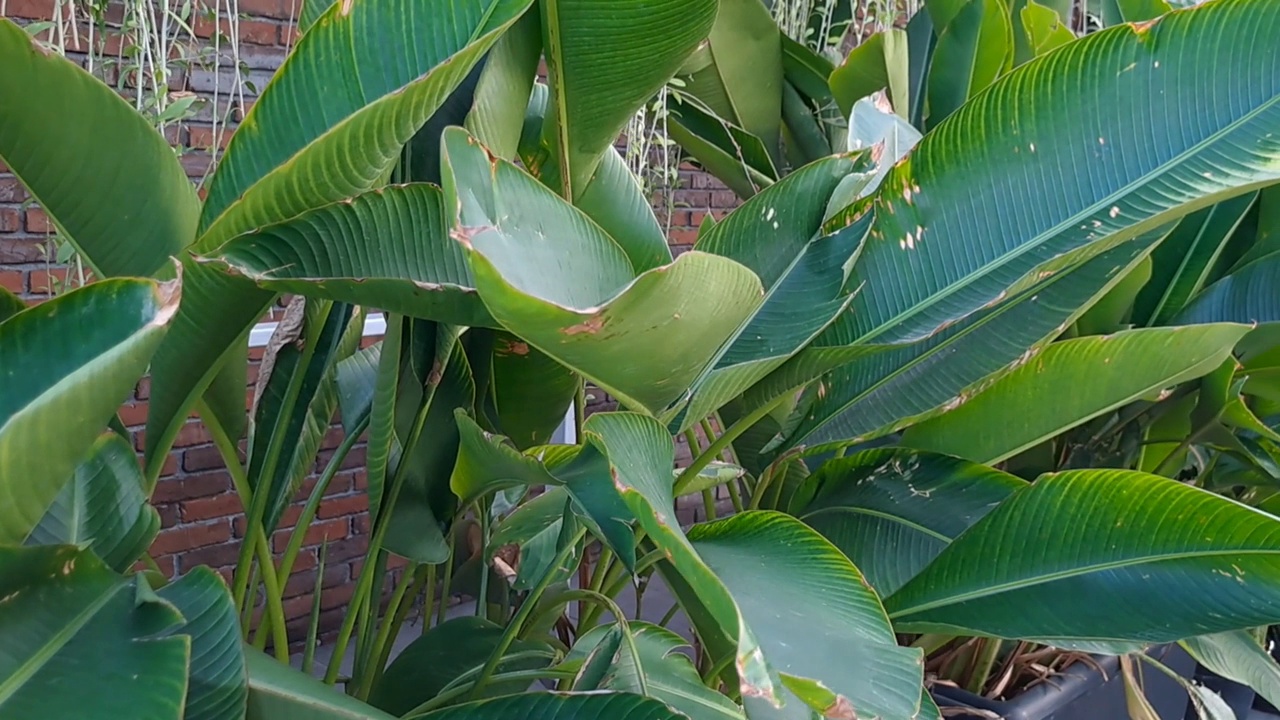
[1,0,743,640]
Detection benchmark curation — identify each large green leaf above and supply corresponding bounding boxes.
[415,692,685,720]
[769,231,1161,452]
[0,19,200,278]
[836,0,1280,351]
[902,324,1250,463]
[520,84,672,274]
[144,0,533,476]
[829,29,911,118]
[1175,253,1280,326]
[25,433,159,573]
[0,278,177,545]
[1182,630,1280,710]
[369,616,553,716]
[0,546,188,720]
[465,7,542,162]
[676,0,783,158]
[791,448,1026,597]
[1134,193,1257,325]
[1012,0,1075,65]
[247,301,359,535]
[677,156,870,426]
[689,512,925,720]
[483,332,578,449]
[443,127,763,417]
[204,185,491,327]
[156,568,247,720]
[245,650,398,720]
[925,0,1014,127]
[667,96,779,199]
[566,622,745,720]
[581,413,924,720]
[538,0,717,197]
[885,469,1280,643]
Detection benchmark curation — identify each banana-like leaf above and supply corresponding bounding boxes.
[1102,0,1174,25]
[204,185,491,327]
[0,546,188,719]
[781,34,836,105]
[0,19,200,278]
[667,96,779,199]
[1134,193,1257,325]
[416,692,685,720]
[837,0,1280,351]
[465,7,542,162]
[489,486,576,590]
[336,343,380,434]
[690,512,925,720]
[246,650,398,720]
[369,616,553,715]
[566,622,745,720]
[676,0,783,158]
[520,84,672,274]
[926,0,1014,128]
[484,331,578,449]
[1176,253,1280,326]
[1182,630,1280,710]
[0,278,178,545]
[886,469,1280,642]
[538,0,717,197]
[0,287,23,323]
[1233,185,1280,270]
[1073,255,1152,335]
[769,231,1161,453]
[248,301,361,535]
[791,448,1027,597]
[381,323,472,564]
[1013,0,1075,65]
[581,413,925,720]
[677,155,870,426]
[443,127,764,417]
[449,412,634,569]
[144,0,532,476]
[25,433,159,573]
[157,568,248,720]
[903,324,1250,463]
[829,28,910,118]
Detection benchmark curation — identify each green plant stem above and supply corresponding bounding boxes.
[748,460,781,511]
[965,638,1003,694]
[437,533,456,626]
[358,562,429,700]
[467,526,587,700]
[301,540,329,676]
[326,358,445,687]
[702,648,736,688]
[204,407,289,660]
[278,415,368,583]
[1153,422,1213,477]
[581,549,665,630]
[674,395,788,496]
[476,500,491,619]
[539,588,648,696]
[421,562,438,636]
[574,380,586,442]
[910,633,956,655]
[726,474,745,513]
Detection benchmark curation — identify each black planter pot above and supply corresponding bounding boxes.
[931,645,1196,720]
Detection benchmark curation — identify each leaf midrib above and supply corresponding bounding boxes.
[801,505,952,543]
[862,73,1280,346]
[888,546,1280,619]
[0,582,123,707]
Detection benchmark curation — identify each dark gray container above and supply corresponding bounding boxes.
[1187,669,1255,720]
[931,645,1195,720]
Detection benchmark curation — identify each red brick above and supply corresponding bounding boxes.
[155,503,180,528]
[319,582,356,611]
[0,207,19,232]
[0,238,42,264]
[669,228,698,246]
[182,493,245,521]
[117,401,150,428]
[0,271,25,293]
[1,0,47,19]
[317,493,367,519]
[135,377,151,401]
[0,178,27,203]
[157,453,180,478]
[25,207,51,233]
[183,445,226,472]
[151,520,232,554]
[273,517,349,552]
[237,0,288,19]
[279,23,299,46]
[187,125,232,151]
[151,554,177,578]
[238,504,303,538]
[180,540,241,571]
[153,471,234,503]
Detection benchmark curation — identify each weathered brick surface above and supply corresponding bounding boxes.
[2,0,744,644]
